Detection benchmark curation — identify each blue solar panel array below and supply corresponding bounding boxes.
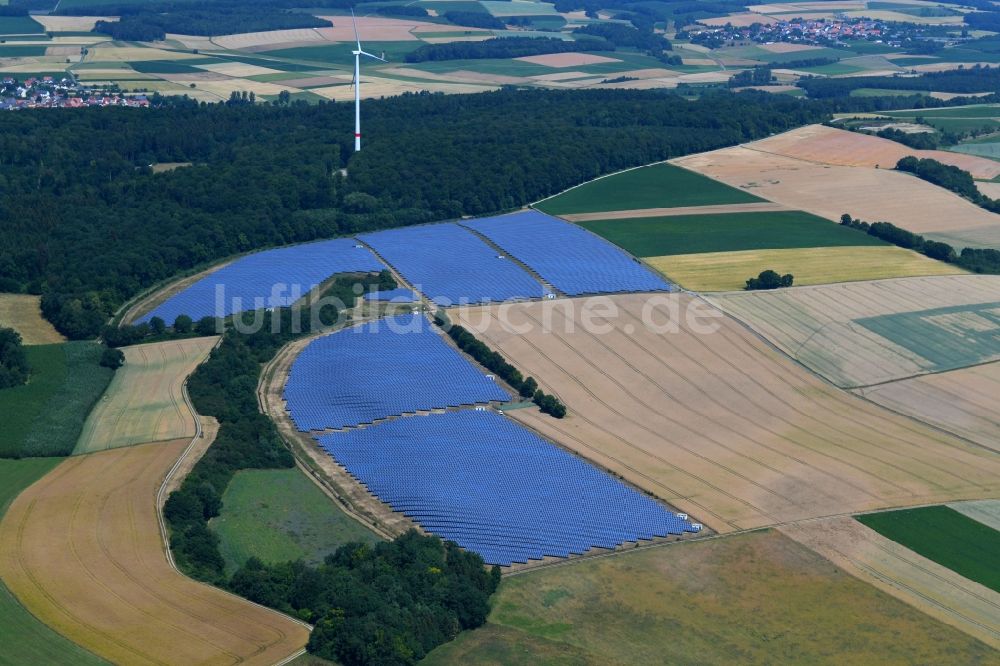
[358,224,545,306]
[363,288,419,303]
[138,239,385,324]
[284,313,510,430]
[464,211,673,296]
[317,410,697,565]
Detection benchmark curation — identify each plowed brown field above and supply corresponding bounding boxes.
[0,441,309,666]
[455,295,1000,533]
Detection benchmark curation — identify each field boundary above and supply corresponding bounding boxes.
[560,201,791,221]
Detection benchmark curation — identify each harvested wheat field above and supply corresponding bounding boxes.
[516,52,621,67]
[746,124,1000,179]
[781,516,1000,649]
[649,245,962,292]
[949,500,1000,532]
[674,146,1000,249]
[74,336,218,454]
[0,294,65,345]
[0,441,310,666]
[454,295,1000,534]
[709,275,1000,388]
[856,362,1000,452]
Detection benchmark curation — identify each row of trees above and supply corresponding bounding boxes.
[437,317,567,418]
[798,65,1000,98]
[0,89,840,340]
[0,328,29,389]
[839,213,1000,274]
[896,155,1000,213]
[443,10,505,30]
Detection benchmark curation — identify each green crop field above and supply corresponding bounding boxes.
[0,15,44,35]
[210,468,380,575]
[858,506,1000,593]
[424,530,995,664]
[537,163,762,216]
[0,343,113,458]
[579,210,886,257]
[0,45,46,57]
[0,458,109,666]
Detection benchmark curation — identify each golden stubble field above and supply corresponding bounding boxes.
[781,516,1000,649]
[856,362,1000,453]
[455,294,1000,534]
[673,144,1000,249]
[0,440,310,666]
[0,294,65,345]
[649,245,962,292]
[747,124,1000,179]
[74,336,218,454]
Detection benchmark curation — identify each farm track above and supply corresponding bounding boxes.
[558,201,790,222]
[780,516,1000,649]
[0,441,310,666]
[456,294,1000,534]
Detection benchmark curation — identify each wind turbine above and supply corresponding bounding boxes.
[351,10,386,152]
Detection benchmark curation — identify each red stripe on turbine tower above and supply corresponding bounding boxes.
[355,133,361,138]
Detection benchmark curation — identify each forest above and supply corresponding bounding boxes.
[0,88,845,340]
[94,8,330,40]
[797,65,1000,97]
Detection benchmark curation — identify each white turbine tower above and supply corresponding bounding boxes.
[351,10,385,152]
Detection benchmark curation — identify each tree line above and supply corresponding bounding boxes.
[94,7,330,40]
[0,89,843,340]
[839,213,1000,274]
[436,316,567,418]
[798,65,1000,98]
[896,155,1000,214]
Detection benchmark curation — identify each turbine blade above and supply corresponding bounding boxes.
[360,50,387,62]
[351,9,361,51]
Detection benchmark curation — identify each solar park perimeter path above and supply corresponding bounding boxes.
[0,440,310,665]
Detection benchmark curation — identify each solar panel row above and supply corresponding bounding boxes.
[465,211,673,296]
[358,224,545,306]
[363,288,419,303]
[138,239,385,324]
[317,410,698,566]
[284,313,510,431]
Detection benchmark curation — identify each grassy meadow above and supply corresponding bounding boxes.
[210,468,381,575]
[0,343,114,458]
[857,506,1000,593]
[424,530,996,664]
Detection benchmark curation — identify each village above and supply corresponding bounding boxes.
[687,16,926,49]
[0,75,150,110]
